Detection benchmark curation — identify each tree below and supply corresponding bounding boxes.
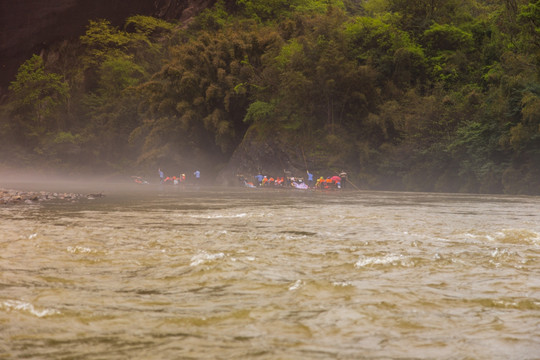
[518,0,540,51]
[387,0,461,35]
[134,20,275,167]
[9,55,69,138]
[74,17,175,168]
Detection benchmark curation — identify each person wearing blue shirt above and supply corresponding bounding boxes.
[158,168,164,183]
[194,170,200,181]
[306,170,314,188]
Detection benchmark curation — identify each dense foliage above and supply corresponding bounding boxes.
[1,0,539,194]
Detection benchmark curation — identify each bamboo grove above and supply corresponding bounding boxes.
[1,0,539,193]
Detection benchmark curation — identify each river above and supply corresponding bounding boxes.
[1,183,539,359]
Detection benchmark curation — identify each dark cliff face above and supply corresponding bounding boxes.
[0,0,214,93]
[216,128,307,186]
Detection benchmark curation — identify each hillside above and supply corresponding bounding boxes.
[1,0,539,194]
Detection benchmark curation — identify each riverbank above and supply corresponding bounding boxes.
[0,188,104,205]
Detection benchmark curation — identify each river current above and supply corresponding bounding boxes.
[1,183,539,359]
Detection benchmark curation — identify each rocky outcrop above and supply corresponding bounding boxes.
[216,128,307,186]
[0,188,103,205]
[0,0,215,95]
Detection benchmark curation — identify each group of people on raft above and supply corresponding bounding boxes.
[240,170,348,190]
[133,168,348,189]
[157,168,201,185]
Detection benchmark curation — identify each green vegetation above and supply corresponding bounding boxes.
[1,1,539,194]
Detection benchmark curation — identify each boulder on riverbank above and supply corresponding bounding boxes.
[216,128,305,186]
[0,188,103,205]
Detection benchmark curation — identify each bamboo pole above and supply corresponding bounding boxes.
[346,177,360,190]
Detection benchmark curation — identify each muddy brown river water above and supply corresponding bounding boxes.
[1,183,539,359]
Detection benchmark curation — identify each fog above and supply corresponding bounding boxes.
[0,163,234,199]
[0,167,144,194]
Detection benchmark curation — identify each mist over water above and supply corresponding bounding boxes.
[1,182,540,359]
